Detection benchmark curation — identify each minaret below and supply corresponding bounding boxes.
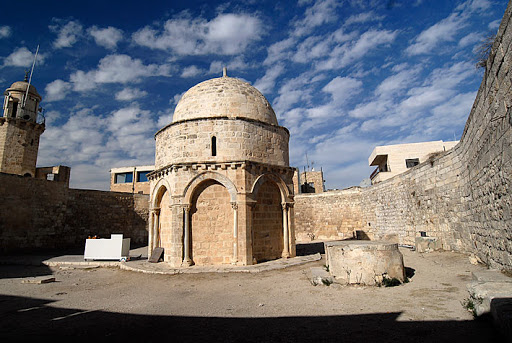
[0,76,45,177]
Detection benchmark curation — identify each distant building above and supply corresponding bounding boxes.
[110,165,154,194]
[293,169,325,194]
[368,140,459,184]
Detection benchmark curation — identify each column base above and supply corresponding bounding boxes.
[181,258,194,267]
[281,251,290,258]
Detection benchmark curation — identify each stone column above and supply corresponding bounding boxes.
[288,203,296,257]
[149,207,160,253]
[148,208,154,258]
[282,203,290,258]
[231,202,239,264]
[182,205,194,266]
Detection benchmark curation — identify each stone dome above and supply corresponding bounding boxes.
[6,81,41,100]
[172,76,278,125]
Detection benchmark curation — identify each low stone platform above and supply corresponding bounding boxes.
[325,240,405,285]
[467,269,512,337]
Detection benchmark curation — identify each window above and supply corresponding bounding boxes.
[115,172,133,184]
[211,136,217,156]
[405,158,420,168]
[137,171,150,182]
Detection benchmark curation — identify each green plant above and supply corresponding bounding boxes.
[462,296,483,317]
[323,264,329,272]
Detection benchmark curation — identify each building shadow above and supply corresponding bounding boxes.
[0,294,502,342]
[296,242,325,255]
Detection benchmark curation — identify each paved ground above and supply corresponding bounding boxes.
[0,246,505,342]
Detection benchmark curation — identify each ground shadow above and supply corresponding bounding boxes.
[0,294,502,342]
[405,267,416,279]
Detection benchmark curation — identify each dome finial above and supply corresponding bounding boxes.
[223,67,227,77]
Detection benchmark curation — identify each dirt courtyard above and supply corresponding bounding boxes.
[0,247,502,342]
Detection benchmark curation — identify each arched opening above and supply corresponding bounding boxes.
[211,136,217,156]
[190,180,232,265]
[11,101,18,118]
[252,180,283,262]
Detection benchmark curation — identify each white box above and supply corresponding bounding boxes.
[84,234,131,261]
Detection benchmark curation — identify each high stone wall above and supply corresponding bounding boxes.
[0,172,149,253]
[293,3,512,270]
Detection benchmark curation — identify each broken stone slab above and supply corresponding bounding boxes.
[415,236,442,253]
[310,267,333,286]
[472,270,512,283]
[325,240,405,286]
[466,281,512,316]
[21,276,56,284]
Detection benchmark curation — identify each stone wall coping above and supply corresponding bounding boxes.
[295,187,362,198]
[324,240,399,251]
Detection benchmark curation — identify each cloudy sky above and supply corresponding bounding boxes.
[0,0,506,190]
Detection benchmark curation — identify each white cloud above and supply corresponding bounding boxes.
[181,65,203,78]
[70,54,172,91]
[45,79,72,102]
[254,64,285,94]
[344,11,384,26]
[293,0,340,37]
[115,88,148,101]
[406,13,466,56]
[2,47,47,67]
[133,13,263,55]
[488,19,501,30]
[322,76,363,104]
[264,37,296,66]
[319,29,397,70]
[50,19,83,49]
[88,26,123,50]
[458,32,481,47]
[0,26,11,39]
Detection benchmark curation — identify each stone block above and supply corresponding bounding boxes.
[325,240,405,286]
[309,267,333,286]
[467,281,512,316]
[415,236,442,253]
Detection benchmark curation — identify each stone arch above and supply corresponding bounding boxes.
[250,173,290,203]
[151,177,172,208]
[251,174,287,262]
[183,171,237,205]
[189,179,233,265]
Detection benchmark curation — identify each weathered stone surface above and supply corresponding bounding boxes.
[325,240,405,286]
[467,281,512,316]
[472,270,512,283]
[415,237,442,253]
[309,266,333,286]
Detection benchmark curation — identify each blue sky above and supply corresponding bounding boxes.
[0,0,507,190]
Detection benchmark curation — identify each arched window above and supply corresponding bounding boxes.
[211,136,217,156]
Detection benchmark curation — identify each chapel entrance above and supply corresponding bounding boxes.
[252,180,283,262]
[190,180,232,265]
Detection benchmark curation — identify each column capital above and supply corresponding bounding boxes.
[231,202,239,210]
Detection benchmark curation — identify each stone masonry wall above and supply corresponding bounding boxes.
[294,188,363,242]
[0,172,149,253]
[155,118,289,169]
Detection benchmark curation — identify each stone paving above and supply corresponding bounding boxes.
[0,246,321,275]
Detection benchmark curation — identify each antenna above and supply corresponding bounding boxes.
[22,45,39,109]
[305,152,310,172]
